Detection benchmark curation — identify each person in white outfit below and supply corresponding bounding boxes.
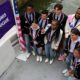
[65,7,80,38]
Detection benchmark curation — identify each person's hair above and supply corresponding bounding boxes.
[41,10,48,15]
[54,3,63,10]
[51,19,60,42]
[26,4,34,8]
[71,28,80,36]
[33,20,38,24]
[78,7,80,10]
[51,19,59,26]
[75,44,80,54]
[74,44,80,79]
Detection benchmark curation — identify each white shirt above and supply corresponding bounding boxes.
[70,37,80,53]
[33,30,36,39]
[55,14,61,21]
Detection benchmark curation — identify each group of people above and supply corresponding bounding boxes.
[20,3,80,80]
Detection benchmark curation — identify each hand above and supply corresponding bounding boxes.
[64,53,67,57]
[41,28,45,33]
[68,69,74,76]
[25,21,28,23]
[53,46,58,51]
[53,48,58,52]
[34,41,38,45]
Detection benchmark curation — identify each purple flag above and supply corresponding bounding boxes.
[0,0,15,39]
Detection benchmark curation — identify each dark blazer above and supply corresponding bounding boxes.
[49,12,67,32]
[45,27,56,43]
[38,17,50,29]
[74,61,80,79]
[64,36,80,55]
[44,27,63,51]
[29,28,44,47]
[20,12,40,34]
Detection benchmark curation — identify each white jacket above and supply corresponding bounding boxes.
[65,14,80,38]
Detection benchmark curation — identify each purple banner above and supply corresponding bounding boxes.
[0,1,15,39]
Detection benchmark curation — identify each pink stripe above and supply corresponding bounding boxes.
[18,33,22,37]
[15,17,26,52]
[18,28,21,32]
[19,40,25,47]
[16,17,20,20]
[19,39,25,46]
[68,14,75,23]
[20,46,26,52]
[17,23,21,26]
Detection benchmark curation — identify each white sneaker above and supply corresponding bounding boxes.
[64,71,69,77]
[26,53,31,59]
[62,69,68,74]
[32,51,36,56]
[36,56,40,62]
[49,59,53,64]
[45,58,49,63]
[40,56,42,62]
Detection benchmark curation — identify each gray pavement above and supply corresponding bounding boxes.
[0,44,66,80]
[47,0,80,15]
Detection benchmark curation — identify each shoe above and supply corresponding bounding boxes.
[58,54,65,61]
[58,54,62,60]
[49,59,53,64]
[39,56,42,62]
[36,56,40,62]
[32,51,36,56]
[26,53,31,59]
[64,71,69,77]
[45,58,49,63]
[62,69,68,74]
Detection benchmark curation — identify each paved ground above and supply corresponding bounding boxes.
[0,0,80,80]
[47,0,80,15]
[0,45,66,80]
